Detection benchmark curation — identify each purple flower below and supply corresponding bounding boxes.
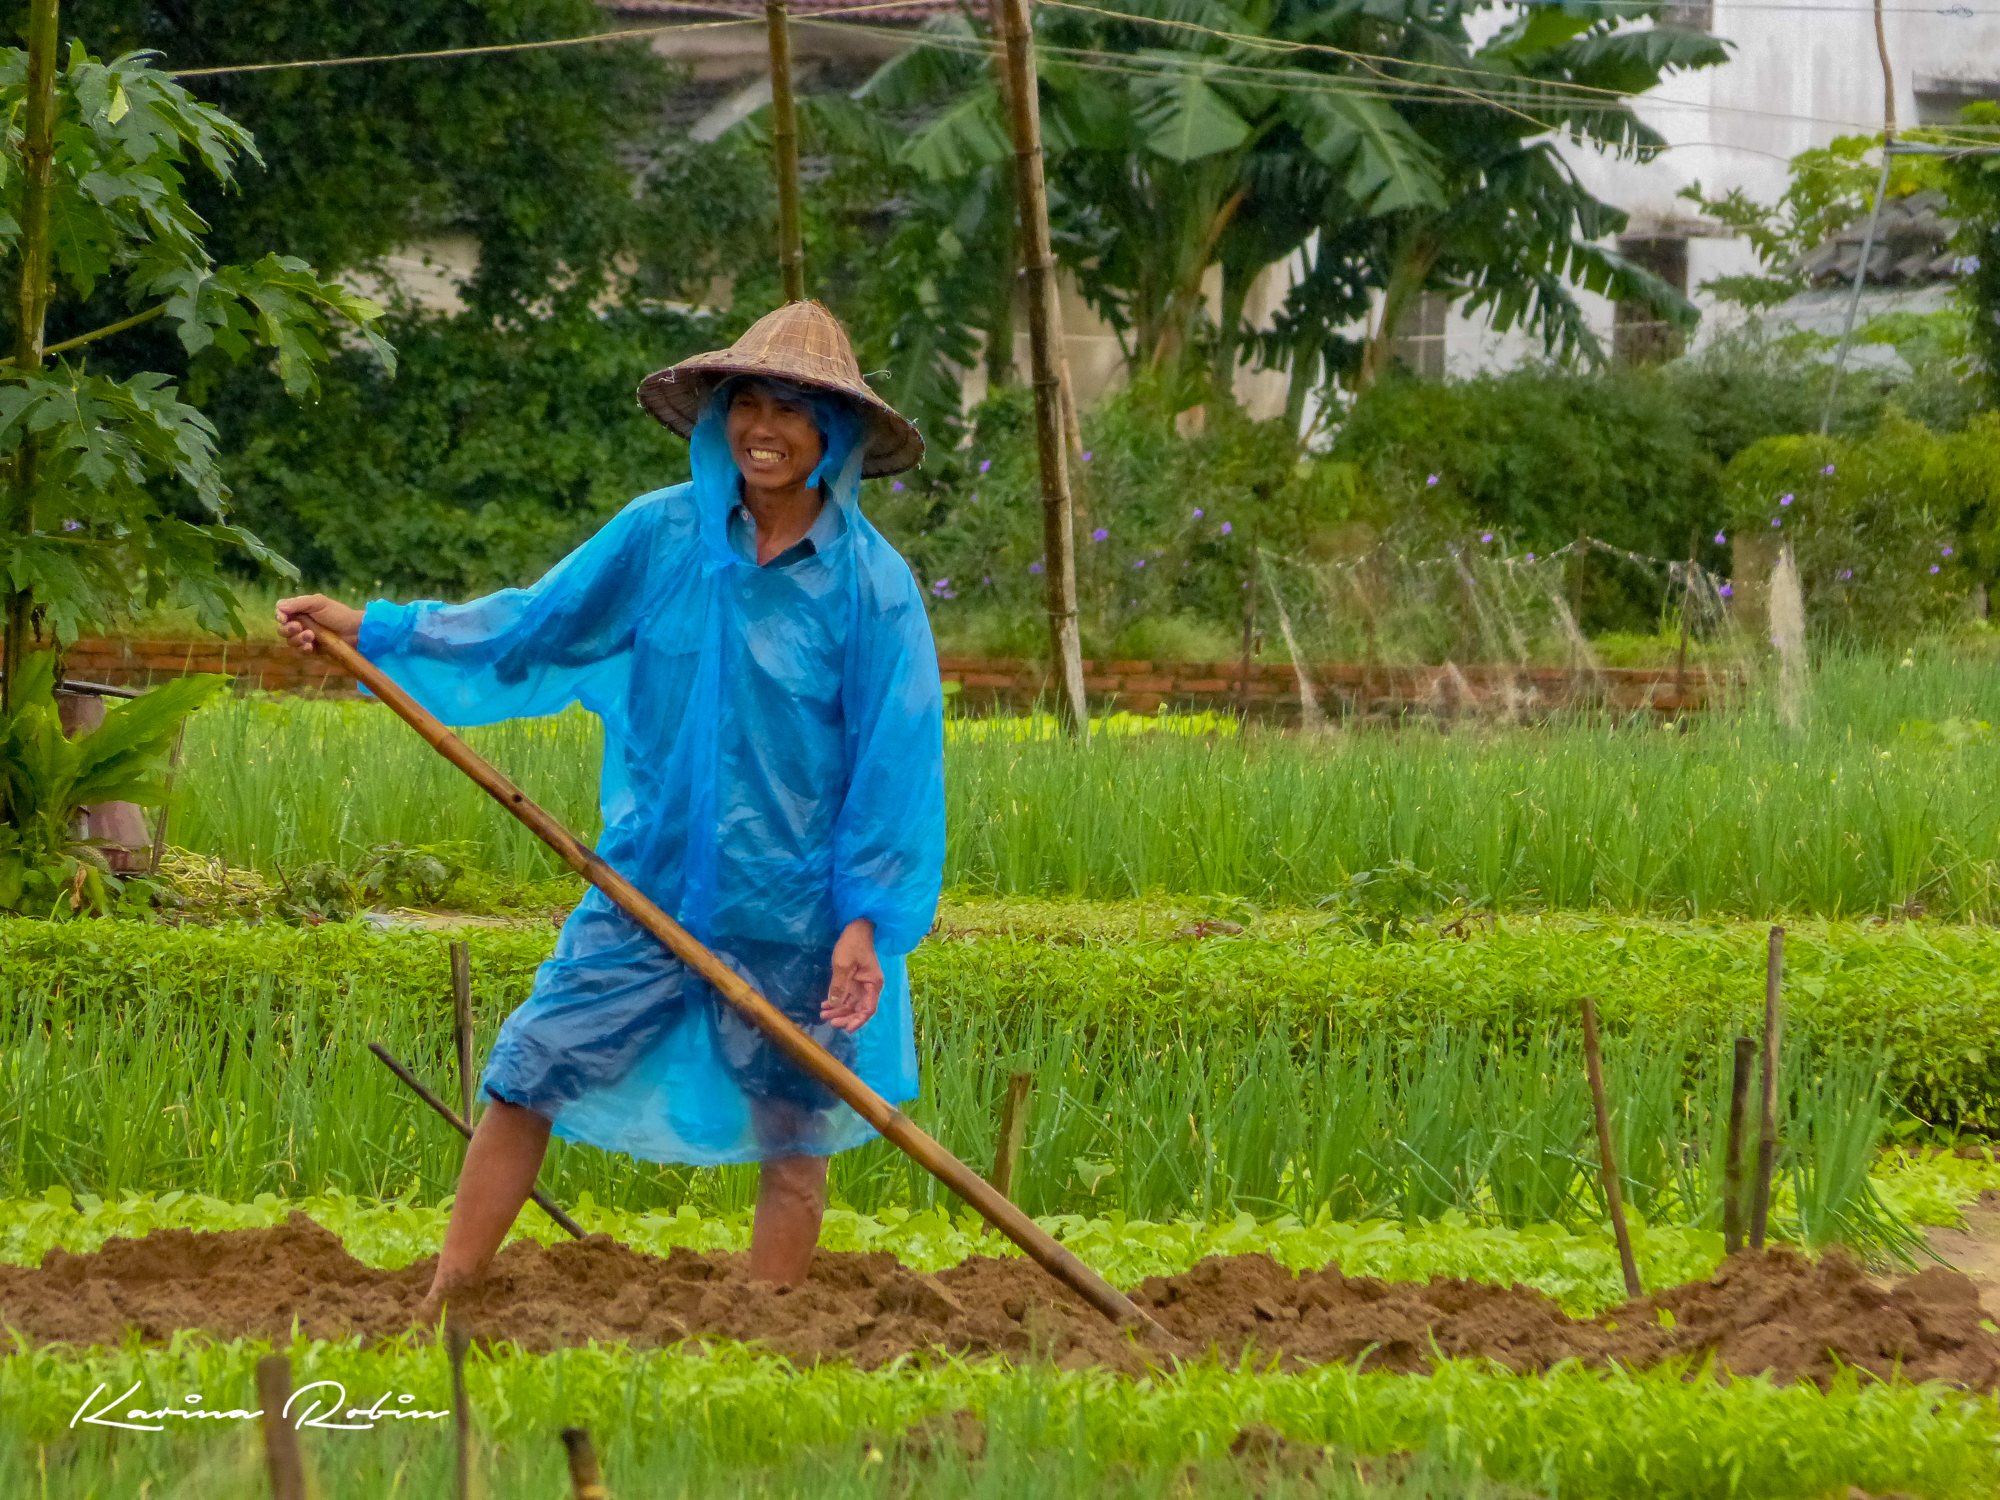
[1943,546,1955,557]
[1220,521,1232,535]
[891,481,904,492]
[1719,583,1735,598]
[1779,493,1794,507]
[1091,527,1108,542]
[1193,507,1203,518]
[1771,518,1782,529]
[1715,531,1727,545]
[1839,569,1853,580]
[969,492,979,504]
[1480,532,1494,544]
[1526,552,1536,562]
[61,519,80,532]
[1081,451,1093,462]
[1930,564,1941,575]
[1133,559,1146,569]
[979,459,992,473]
[1822,465,1836,475]
[931,577,955,599]
[1426,474,1440,488]
[1029,560,1044,574]
[982,575,992,585]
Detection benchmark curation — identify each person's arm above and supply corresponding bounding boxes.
[277,493,665,726]
[823,561,945,1034]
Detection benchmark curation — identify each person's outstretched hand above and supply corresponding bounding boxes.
[823,918,883,1033]
[276,594,364,655]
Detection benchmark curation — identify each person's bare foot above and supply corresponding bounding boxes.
[415,1270,478,1328]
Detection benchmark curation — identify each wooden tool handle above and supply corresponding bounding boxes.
[314,630,1157,1335]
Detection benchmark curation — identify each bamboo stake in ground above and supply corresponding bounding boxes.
[1750,925,1785,1249]
[447,1318,472,1500]
[562,1427,608,1500]
[988,1069,1034,1201]
[315,632,1158,1335]
[1722,1034,1755,1254]
[255,1354,308,1500]
[450,940,476,1122]
[765,0,805,302]
[367,1042,586,1240]
[997,0,1089,737]
[1580,997,1642,1299]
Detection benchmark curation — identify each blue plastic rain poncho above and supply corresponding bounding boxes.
[356,380,945,1164]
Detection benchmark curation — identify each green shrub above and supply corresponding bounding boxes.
[1332,365,1729,569]
[1721,413,1999,640]
[888,384,1368,659]
[213,305,716,598]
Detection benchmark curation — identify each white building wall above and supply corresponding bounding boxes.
[1450,0,2000,370]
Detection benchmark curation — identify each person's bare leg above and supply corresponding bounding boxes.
[748,1153,829,1284]
[417,1099,552,1321]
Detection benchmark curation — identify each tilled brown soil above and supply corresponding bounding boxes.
[2,1212,1996,1387]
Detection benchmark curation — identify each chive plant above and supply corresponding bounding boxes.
[0,978,1919,1259]
[168,647,2000,918]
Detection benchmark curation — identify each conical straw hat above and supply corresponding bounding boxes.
[638,301,923,478]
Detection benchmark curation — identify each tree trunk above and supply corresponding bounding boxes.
[986,187,1019,389]
[1282,336,1316,437]
[5,0,60,715]
[1148,185,1245,381]
[1357,232,1440,391]
[1213,258,1253,410]
[765,0,806,302]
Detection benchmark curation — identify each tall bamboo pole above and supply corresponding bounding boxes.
[997,0,1089,735]
[4,0,59,712]
[766,0,806,303]
[311,631,1156,1335]
[1873,0,1897,142]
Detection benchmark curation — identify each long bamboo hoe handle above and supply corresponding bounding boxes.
[312,631,1160,1336]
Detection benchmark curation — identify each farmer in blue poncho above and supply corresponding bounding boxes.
[276,302,946,1314]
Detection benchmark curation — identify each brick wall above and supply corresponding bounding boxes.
[941,657,1734,721]
[64,638,360,696]
[59,638,1733,721]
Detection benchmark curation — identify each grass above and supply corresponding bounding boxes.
[163,648,2000,917]
[6,1337,1998,1500]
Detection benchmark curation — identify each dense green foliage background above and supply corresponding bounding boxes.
[37,3,1997,651]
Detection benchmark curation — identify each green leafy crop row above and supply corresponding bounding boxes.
[5,1335,1997,1500]
[10,910,2000,1122]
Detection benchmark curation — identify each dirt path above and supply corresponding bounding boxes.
[4,1214,1997,1387]
[1924,1189,2000,1310]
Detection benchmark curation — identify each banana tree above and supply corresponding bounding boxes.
[857,0,1726,414]
[859,0,1444,390]
[1338,4,1730,387]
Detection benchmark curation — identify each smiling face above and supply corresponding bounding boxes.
[725,381,825,494]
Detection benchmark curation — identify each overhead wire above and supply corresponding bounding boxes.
[834,16,2000,153]
[1032,0,2000,146]
[157,2,2000,151]
[163,0,938,80]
